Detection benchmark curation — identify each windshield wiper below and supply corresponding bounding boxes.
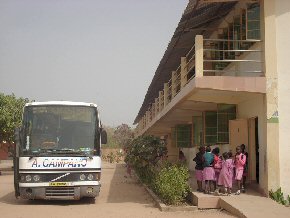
[28,150,52,160]
[42,148,91,156]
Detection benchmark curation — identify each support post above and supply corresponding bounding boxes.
[172,71,177,97]
[164,82,169,106]
[159,91,163,111]
[146,110,150,126]
[180,57,187,87]
[151,103,155,119]
[155,98,159,115]
[195,35,204,77]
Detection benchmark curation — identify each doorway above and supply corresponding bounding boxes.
[255,117,259,183]
[230,118,259,184]
[248,117,259,184]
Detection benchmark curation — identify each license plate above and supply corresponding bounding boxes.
[49,182,68,186]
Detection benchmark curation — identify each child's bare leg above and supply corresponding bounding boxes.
[242,176,246,192]
[197,181,203,191]
[213,181,216,191]
[209,180,214,193]
[214,185,220,195]
[204,181,209,193]
[236,180,241,195]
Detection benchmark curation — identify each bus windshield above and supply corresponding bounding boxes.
[21,105,99,156]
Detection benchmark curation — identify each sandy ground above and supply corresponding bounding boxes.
[0,163,236,218]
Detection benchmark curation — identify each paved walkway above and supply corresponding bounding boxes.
[189,171,290,218]
[219,190,290,218]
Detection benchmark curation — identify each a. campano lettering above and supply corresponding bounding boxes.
[31,158,87,168]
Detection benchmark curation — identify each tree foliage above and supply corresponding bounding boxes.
[113,124,134,147]
[124,135,167,168]
[0,93,29,142]
[103,126,119,147]
[103,124,134,148]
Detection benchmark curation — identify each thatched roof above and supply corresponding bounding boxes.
[134,0,237,124]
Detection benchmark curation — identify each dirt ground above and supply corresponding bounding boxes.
[0,162,236,218]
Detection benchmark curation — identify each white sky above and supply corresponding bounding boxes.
[0,0,188,126]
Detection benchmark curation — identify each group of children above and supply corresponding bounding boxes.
[193,144,248,195]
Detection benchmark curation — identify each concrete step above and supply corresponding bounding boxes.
[191,191,220,209]
[219,193,290,218]
[192,189,290,218]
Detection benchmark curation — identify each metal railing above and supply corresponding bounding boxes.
[203,38,263,76]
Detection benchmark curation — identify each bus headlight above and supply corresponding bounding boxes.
[20,175,25,182]
[87,174,94,181]
[25,175,32,182]
[33,175,40,182]
[80,174,86,181]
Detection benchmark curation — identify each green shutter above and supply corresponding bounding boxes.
[217,104,236,143]
[175,125,192,148]
[204,111,217,144]
[192,116,203,146]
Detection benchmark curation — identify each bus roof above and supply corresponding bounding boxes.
[25,101,98,108]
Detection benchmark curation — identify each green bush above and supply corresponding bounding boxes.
[269,188,289,206]
[125,135,191,205]
[154,163,191,205]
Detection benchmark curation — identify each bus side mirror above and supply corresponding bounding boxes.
[101,130,107,144]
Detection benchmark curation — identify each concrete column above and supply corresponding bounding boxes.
[166,128,179,162]
[180,57,187,87]
[270,0,290,196]
[164,82,169,106]
[151,103,155,119]
[195,35,204,77]
[145,111,149,126]
[262,0,280,196]
[142,116,145,129]
[172,71,177,97]
[155,98,159,115]
[159,91,163,111]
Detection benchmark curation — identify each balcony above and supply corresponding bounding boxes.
[136,35,266,136]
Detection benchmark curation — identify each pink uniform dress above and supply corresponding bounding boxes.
[214,155,222,182]
[235,153,246,180]
[218,159,234,188]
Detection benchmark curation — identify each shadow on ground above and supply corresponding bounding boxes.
[105,163,153,205]
[0,191,96,206]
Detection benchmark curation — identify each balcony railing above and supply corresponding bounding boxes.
[135,35,263,135]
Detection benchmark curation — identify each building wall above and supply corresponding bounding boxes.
[275,0,290,196]
[181,147,196,171]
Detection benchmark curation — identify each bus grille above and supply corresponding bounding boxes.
[45,187,75,199]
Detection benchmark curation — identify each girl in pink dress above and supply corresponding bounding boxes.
[217,152,234,195]
[212,147,222,191]
[234,146,247,195]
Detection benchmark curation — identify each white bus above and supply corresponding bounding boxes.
[14,101,107,200]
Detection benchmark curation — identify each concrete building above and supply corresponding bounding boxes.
[134,0,290,197]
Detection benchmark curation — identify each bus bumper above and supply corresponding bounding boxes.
[19,185,101,200]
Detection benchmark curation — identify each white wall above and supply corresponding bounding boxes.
[275,0,290,196]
